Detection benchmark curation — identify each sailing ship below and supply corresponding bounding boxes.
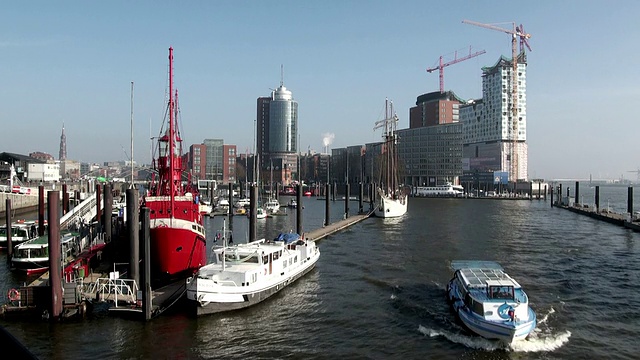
[373,98,407,218]
[143,48,206,281]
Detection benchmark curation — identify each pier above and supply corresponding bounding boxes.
[552,182,640,232]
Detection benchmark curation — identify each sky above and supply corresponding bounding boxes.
[2,1,639,181]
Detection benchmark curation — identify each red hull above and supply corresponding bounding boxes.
[150,225,206,277]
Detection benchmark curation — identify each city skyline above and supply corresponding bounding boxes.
[1,1,639,181]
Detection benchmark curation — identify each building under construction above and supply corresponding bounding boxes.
[460,53,529,184]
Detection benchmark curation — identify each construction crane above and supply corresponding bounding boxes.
[628,168,640,182]
[426,46,486,93]
[462,19,532,185]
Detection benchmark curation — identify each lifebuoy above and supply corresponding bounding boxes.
[8,288,20,302]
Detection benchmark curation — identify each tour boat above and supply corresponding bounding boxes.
[374,98,407,218]
[446,260,536,344]
[414,183,464,197]
[142,47,206,281]
[0,221,39,249]
[11,232,80,275]
[186,231,320,316]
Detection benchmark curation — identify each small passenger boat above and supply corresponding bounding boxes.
[11,232,81,275]
[186,231,320,316]
[446,260,536,344]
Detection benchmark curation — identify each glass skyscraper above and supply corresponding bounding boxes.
[268,85,298,154]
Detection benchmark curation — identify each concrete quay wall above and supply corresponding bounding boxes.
[0,193,42,218]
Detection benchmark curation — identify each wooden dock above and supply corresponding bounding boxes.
[557,203,640,232]
[305,211,373,242]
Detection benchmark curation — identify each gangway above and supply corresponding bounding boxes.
[60,192,101,230]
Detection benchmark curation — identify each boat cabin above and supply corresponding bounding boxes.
[486,280,515,300]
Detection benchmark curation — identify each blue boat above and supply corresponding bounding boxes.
[446,260,536,344]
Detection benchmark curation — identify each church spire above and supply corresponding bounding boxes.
[59,123,67,160]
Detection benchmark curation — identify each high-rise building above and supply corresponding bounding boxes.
[409,91,464,129]
[460,53,528,181]
[59,123,67,160]
[188,144,207,181]
[203,139,223,181]
[222,144,236,184]
[255,80,299,186]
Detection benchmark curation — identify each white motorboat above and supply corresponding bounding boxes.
[264,198,280,214]
[186,232,320,316]
[446,260,537,345]
[0,221,39,249]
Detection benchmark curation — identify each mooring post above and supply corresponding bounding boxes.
[38,185,45,236]
[127,188,140,286]
[544,185,547,201]
[296,183,303,236]
[550,187,554,208]
[595,186,600,213]
[324,183,330,227]
[249,184,257,243]
[140,207,152,321]
[558,184,563,206]
[48,190,63,320]
[575,181,580,206]
[628,186,633,220]
[95,184,102,235]
[104,183,112,244]
[332,182,337,202]
[358,182,364,213]
[62,183,69,214]
[228,182,234,233]
[6,199,12,265]
[344,183,350,219]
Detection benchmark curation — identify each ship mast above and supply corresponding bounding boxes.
[169,47,175,215]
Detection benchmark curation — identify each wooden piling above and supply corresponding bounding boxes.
[359,182,363,213]
[550,187,554,208]
[344,183,350,218]
[140,207,152,321]
[296,183,303,235]
[127,188,140,286]
[95,184,102,234]
[249,184,257,243]
[5,199,12,265]
[38,186,45,236]
[228,182,234,233]
[628,186,634,216]
[575,181,580,205]
[47,191,63,320]
[62,183,69,214]
[103,183,112,243]
[324,184,330,227]
[595,186,600,212]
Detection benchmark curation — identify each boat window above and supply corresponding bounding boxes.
[263,255,269,264]
[472,299,484,315]
[490,286,514,300]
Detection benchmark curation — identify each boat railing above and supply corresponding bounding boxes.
[84,277,139,305]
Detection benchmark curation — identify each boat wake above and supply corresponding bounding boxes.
[419,306,571,352]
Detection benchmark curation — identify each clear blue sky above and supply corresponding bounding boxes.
[2,1,639,181]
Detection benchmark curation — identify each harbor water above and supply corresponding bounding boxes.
[1,187,639,359]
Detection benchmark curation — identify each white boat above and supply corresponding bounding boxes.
[414,182,464,197]
[235,197,251,208]
[264,198,280,214]
[373,98,407,218]
[198,199,213,216]
[287,198,297,208]
[214,198,230,213]
[0,221,39,249]
[11,231,80,275]
[186,231,320,316]
[247,207,267,219]
[446,260,537,344]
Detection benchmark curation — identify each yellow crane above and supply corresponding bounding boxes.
[462,20,531,184]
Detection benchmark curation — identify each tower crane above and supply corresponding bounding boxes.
[426,46,486,93]
[462,19,532,185]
